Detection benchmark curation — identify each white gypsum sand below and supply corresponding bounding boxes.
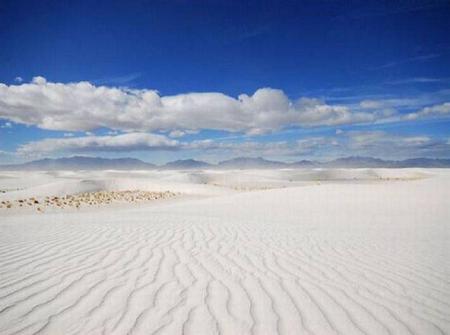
[0,168,449,335]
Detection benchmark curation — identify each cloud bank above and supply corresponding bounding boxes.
[17,130,450,160]
[405,102,450,120]
[2,77,450,162]
[17,133,179,155]
[0,77,381,134]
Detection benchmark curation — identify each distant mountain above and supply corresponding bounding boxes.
[289,160,317,167]
[394,158,450,168]
[325,156,450,168]
[325,156,388,168]
[218,157,287,169]
[163,159,212,169]
[216,156,450,169]
[0,156,155,170]
[1,155,450,170]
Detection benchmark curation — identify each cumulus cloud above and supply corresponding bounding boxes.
[15,130,328,158]
[18,132,179,156]
[4,77,450,161]
[359,95,441,111]
[0,77,380,134]
[14,130,450,160]
[187,139,297,156]
[188,131,450,159]
[16,132,301,158]
[343,131,450,158]
[404,102,450,120]
[168,130,187,138]
[360,100,384,109]
[168,129,198,138]
[347,131,434,149]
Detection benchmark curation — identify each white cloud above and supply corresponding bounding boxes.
[1,121,12,128]
[404,102,450,120]
[189,132,450,159]
[343,131,450,158]
[386,77,445,85]
[358,96,440,111]
[348,131,429,146]
[0,77,381,134]
[15,131,327,158]
[14,77,23,83]
[360,100,384,109]
[168,129,200,138]
[0,150,21,164]
[168,130,187,138]
[13,130,450,160]
[17,133,179,156]
[186,139,296,156]
[295,137,332,152]
[32,76,47,85]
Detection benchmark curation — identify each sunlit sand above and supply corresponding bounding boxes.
[0,168,449,334]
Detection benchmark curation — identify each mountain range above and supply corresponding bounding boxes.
[1,156,450,170]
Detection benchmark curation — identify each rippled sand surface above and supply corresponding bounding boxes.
[0,169,449,334]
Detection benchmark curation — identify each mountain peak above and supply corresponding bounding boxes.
[219,157,286,168]
[163,159,211,169]
[1,156,450,170]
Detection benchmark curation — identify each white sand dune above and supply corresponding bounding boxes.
[0,169,449,334]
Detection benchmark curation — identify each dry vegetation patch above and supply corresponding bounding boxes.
[0,190,177,212]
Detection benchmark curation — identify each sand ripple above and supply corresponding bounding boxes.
[0,170,449,334]
[0,218,449,334]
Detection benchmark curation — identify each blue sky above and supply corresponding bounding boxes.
[1,0,450,163]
